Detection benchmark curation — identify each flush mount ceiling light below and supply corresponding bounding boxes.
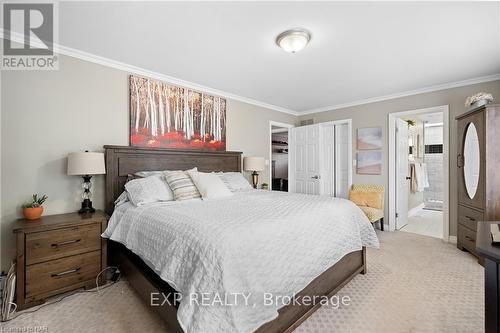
[276,29,311,53]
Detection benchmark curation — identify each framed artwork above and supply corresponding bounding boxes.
[357,151,382,175]
[129,75,226,150]
[357,127,382,150]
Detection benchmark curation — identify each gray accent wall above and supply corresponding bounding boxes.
[298,80,500,238]
[0,54,296,271]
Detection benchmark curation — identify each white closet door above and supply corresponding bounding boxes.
[290,124,322,195]
[335,123,350,198]
[322,124,335,196]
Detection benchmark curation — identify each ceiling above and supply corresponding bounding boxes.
[416,112,444,125]
[35,2,500,113]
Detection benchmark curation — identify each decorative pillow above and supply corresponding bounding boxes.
[218,172,252,191]
[125,176,174,206]
[188,170,233,200]
[349,191,383,209]
[164,169,201,201]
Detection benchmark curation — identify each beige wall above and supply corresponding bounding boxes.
[0,55,295,271]
[299,80,500,237]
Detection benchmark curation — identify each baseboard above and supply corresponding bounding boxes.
[408,203,425,217]
[448,236,457,244]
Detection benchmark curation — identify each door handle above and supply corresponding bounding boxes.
[457,154,464,168]
[406,176,411,180]
[311,175,320,179]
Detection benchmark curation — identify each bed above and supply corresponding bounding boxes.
[103,145,378,333]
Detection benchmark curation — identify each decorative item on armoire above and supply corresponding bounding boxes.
[243,157,265,188]
[67,151,106,214]
[129,75,226,151]
[21,194,48,220]
[465,92,494,110]
[456,103,500,260]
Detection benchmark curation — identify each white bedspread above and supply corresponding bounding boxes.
[103,190,379,333]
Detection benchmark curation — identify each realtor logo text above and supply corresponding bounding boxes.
[2,2,58,70]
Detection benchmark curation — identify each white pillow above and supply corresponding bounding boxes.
[218,172,252,191]
[134,170,165,178]
[131,171,174,199]
[125,175,174,206]
[188,170,233,200]
[114,191,129,206]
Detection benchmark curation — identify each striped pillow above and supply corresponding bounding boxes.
[164,169,201,201]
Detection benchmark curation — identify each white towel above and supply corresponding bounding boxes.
[414,162,429,192]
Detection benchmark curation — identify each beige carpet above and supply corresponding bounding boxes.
[1,231,484,333]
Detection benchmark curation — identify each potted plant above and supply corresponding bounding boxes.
[261,183,269,190]
[22,194,48,220]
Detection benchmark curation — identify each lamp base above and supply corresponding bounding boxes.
[251,171,259,189]
[78,199,95,214]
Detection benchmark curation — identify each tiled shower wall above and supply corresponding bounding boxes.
[424,125,443,210]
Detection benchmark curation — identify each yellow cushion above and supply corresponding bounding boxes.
[349,191,384,209]
[358,206,384,223]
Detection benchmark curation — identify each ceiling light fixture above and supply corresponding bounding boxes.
[276,29,311,53]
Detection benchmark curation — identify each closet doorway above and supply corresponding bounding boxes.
[388,106,450,241]
[269,121,294,191]
[288,120,352,198]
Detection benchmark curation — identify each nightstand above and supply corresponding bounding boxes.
[13,210,108,309]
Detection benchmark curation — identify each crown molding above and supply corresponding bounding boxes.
[2,30,299,116]
[3,30,499,118]
[299,73,500,115]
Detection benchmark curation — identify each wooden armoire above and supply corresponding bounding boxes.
[456,104,500,258]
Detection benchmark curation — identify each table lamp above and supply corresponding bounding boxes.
[67,151,106,214]
[243,156,265,189]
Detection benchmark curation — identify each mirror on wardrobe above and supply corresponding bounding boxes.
[463,122,480,199]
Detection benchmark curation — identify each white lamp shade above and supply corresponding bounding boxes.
[67,152,106,175]
[243,157,265,172]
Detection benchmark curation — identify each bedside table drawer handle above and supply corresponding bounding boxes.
[51,239,81,247]
[51,267,81,277]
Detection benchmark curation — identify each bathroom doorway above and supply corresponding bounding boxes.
[388,106,450,240]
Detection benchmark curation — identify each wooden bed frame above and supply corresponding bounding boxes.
[104,145,366,333]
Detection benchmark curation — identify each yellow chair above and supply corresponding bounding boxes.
[349,184,385,231]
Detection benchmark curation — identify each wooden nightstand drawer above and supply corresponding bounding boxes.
[26,250,101,299]
[26,223,101,265]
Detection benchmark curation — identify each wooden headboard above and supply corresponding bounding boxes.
[104,145,242,214]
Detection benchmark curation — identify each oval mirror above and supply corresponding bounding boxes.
[463,123,480,199]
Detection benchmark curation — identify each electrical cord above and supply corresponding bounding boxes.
[1,266,121,322]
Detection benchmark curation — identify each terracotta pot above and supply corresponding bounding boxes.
[23,207,44,220]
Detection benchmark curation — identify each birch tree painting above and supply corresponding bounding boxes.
[129,75,226,151]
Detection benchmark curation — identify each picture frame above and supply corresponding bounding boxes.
[357,127,382,150]
[357,151,382,175]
